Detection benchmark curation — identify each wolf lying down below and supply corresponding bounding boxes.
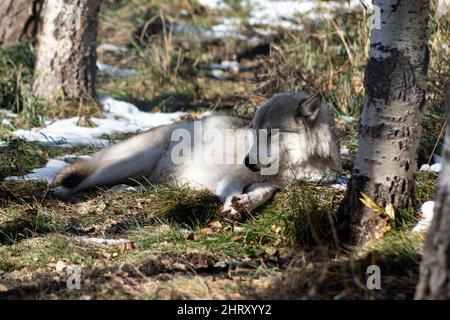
[53,92,340,220]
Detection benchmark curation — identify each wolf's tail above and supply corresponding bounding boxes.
[54,159,96,188]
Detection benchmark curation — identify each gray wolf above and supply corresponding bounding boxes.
[53,92,340,219]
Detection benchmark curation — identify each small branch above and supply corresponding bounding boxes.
[73,236,134,249]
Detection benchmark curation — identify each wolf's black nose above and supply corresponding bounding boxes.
[244,155,260,172]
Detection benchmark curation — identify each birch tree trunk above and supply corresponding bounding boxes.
[33,0,101,103]
[339,0,430,244]
[416,90,450,299]
[0,0,44,48]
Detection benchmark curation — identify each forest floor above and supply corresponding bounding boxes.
[0,0,448,299]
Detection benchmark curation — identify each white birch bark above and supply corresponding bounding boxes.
[340,0,430,244]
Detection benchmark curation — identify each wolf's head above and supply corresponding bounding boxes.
[244,92,340,183]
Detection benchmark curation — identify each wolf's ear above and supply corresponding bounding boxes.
[297,93,321,122]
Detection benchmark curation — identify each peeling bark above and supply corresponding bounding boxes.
[32,0,101,102]
[416,90,450,299]
[0,0,44,48]
[339,0,430,244]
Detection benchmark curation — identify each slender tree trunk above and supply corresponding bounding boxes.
[416,90,450,299]
[339,0,430,244]
[0,0,44,48]
[33,0,101,103]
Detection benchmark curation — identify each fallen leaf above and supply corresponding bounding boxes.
[209,220,222,232]
[96,202,106,213]
[0,284,8,292]
[271,224,281,235]
[385,203,396,220]
[231,235,243,241]
[55,260,68,272]
[359,192,383,214]
[186,233,198,241]
[121,242,134,251]
[9,257,23,265]
[265,247,277,256]
[172,262,186,271]
[186,112,205,120]
[156,224,171,233]
[200,227,214,235]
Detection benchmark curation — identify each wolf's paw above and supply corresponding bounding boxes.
[49,186,73,199]
[222,207,242,221]
[222,195,252,220]
[231,195,251,213]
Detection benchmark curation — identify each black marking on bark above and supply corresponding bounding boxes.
[364,158,382,166]
[364,47,426,108]
[359,123,418,139]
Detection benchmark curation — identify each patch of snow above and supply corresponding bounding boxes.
[98,43,129,53]
[13,96,186,147]
[339,115,355,123]
[1,118,11,126]
[0,108,18,118]
[430,163,442,172]
[420,163,442,173]
[437,0,450,16]
[59,154,92,162]
[197,0,228,10]
[248,0,316,29]
[412,201,435,233]
[208,60,244,71]
[110,184,140,193]
[331,175,348,190]
[100,95,186,128]
[97,61,137,78]
[172,23,206,36]
[208,60,243,79]
[199,0,374,35]
[204,18,254,40]
[4,159,69,183]
[211,69,229,80]
[4,154,92,183]
[420,154,442,173]
[340,146,350,156]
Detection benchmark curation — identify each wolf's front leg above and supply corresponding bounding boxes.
[215,177,247,220]
[225,183,278,220]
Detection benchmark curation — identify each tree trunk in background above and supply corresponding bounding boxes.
[416,90,450,299]
[339,0,430,244]
[33,0,101,103]
[0,0,44,48]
